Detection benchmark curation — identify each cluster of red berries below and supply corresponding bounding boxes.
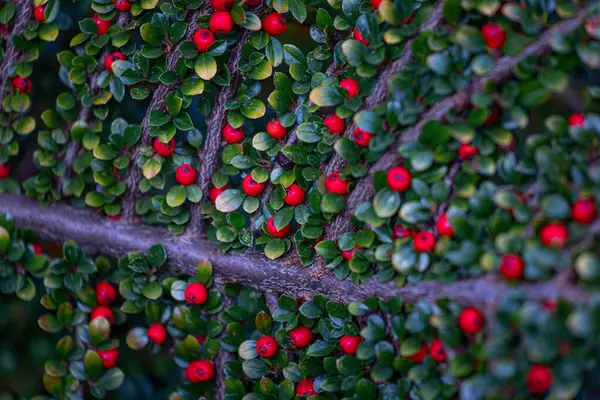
[90,282,121,368]
[11,76,32,94]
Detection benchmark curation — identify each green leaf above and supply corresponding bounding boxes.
[373,189,401,218]
[97,368,125,391]
[194,54,218,80]
[166,185,187,207]
[307,340,335,357]
[216,189,245,212]
[288,0,307,22]
[241,99,266,119]
[309,87,344,107]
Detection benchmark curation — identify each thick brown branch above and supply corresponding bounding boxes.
[122,7,209,221]
[323,8,590,246]
[0,194,594,309]
[0,0,31,96]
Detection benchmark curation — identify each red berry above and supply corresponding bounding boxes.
[341,248,355,261]
[436,213,454,237]
[323,113,345,134]
[481,23,506,50]
[325,171,349,195]
[458,143,478,160]
[97,349,119,368]
[540,222,568,248]
[96,281,117,306]
[11,76,32,94]
[266,118,287,140]
[92,15,111,35]
[262,13,287,36]
[289,326,312,348]
[241,174,265,196]
[245,0,261,6]
[408,343,428,363]
[572,198,596,224]
[153,138,176,157]
[256,336,278,357]
[0,164,12,178]
[414,232,435,253]
[429,339,446,362]
[266,216,290,238]
[193,29,216,52]
[184,283,208,305]
[195,335,206,344]
[526,365,553,395]
[353,127,373,148]
[284,183,305,206]
[147,323,168,345]
[458,307,484,334]
[209,11,234,34]
[296,379,316,396]
[339,78,359,98]
[222,123,244,143]
[543,299,557,313]
[186,360,215,383]
[499,254,524,280]
[392,225,413,240]
[91,306,115,325]
[103,51,126,73]
[210,184,230,203]
[107,213,120,221]
[34,5,45,22]
[339,334,360,355]
[370,0,382,8]
[210,0,234,11]
[175,164,197,186]
[114,0,131,11]
[353,29,369,45]
[484,105,501,126]
[568,112,585,127]
[32,243,43,255]
[387,166,412,192]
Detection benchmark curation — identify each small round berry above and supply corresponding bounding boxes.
[526,365,553,395]
[114,0,131,11]
[256,336,278,358]
[484,105,501,126]
[414,232,435,253]
[96,281,117,306]
[266,216,290,238]
[210,0,234,11]
[458,143,478,160]
[153,138,176,157]
[458,307,484,334]
[175,164,197,186]
[392,225,413,240]
[92,15,111,35]
[184,283,208,305]
[241,174,265,196]
[429,339,446,362]
[325,171,349,195]
[193,29,216,52]
[284,183,305,206]
[353,29,369,45]
[543,299,557,313]
[481,23,506,50]
[499,254,524,280]
[568,112,585,127]
[289,326,312,348]
[266,118,287,140]
[339,78,359,98]
[32,243,43,255]
[11,76,32,94]
[408,343,428,363]
[91,306,115,325]
[209,11,234,35]
[262,13,287,36]
[387,166,412,192]
[436,213,454,237]
[296,379,316,397]
[34,5,45,22]
[222,123,244,143]
[353,127,373,148]
[572,198,596,224]
[98,349,120,368]
[147,323,168,345]
[540,222,568,248]
[370,0,382,8]
[323,113,345,134]
[210,184,230,203]
[339,334,360,355]
[186,360,215,383]
[0,163,13,178]
[103,51,126,73]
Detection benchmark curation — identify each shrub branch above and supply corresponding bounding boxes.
[0,0,31,97]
